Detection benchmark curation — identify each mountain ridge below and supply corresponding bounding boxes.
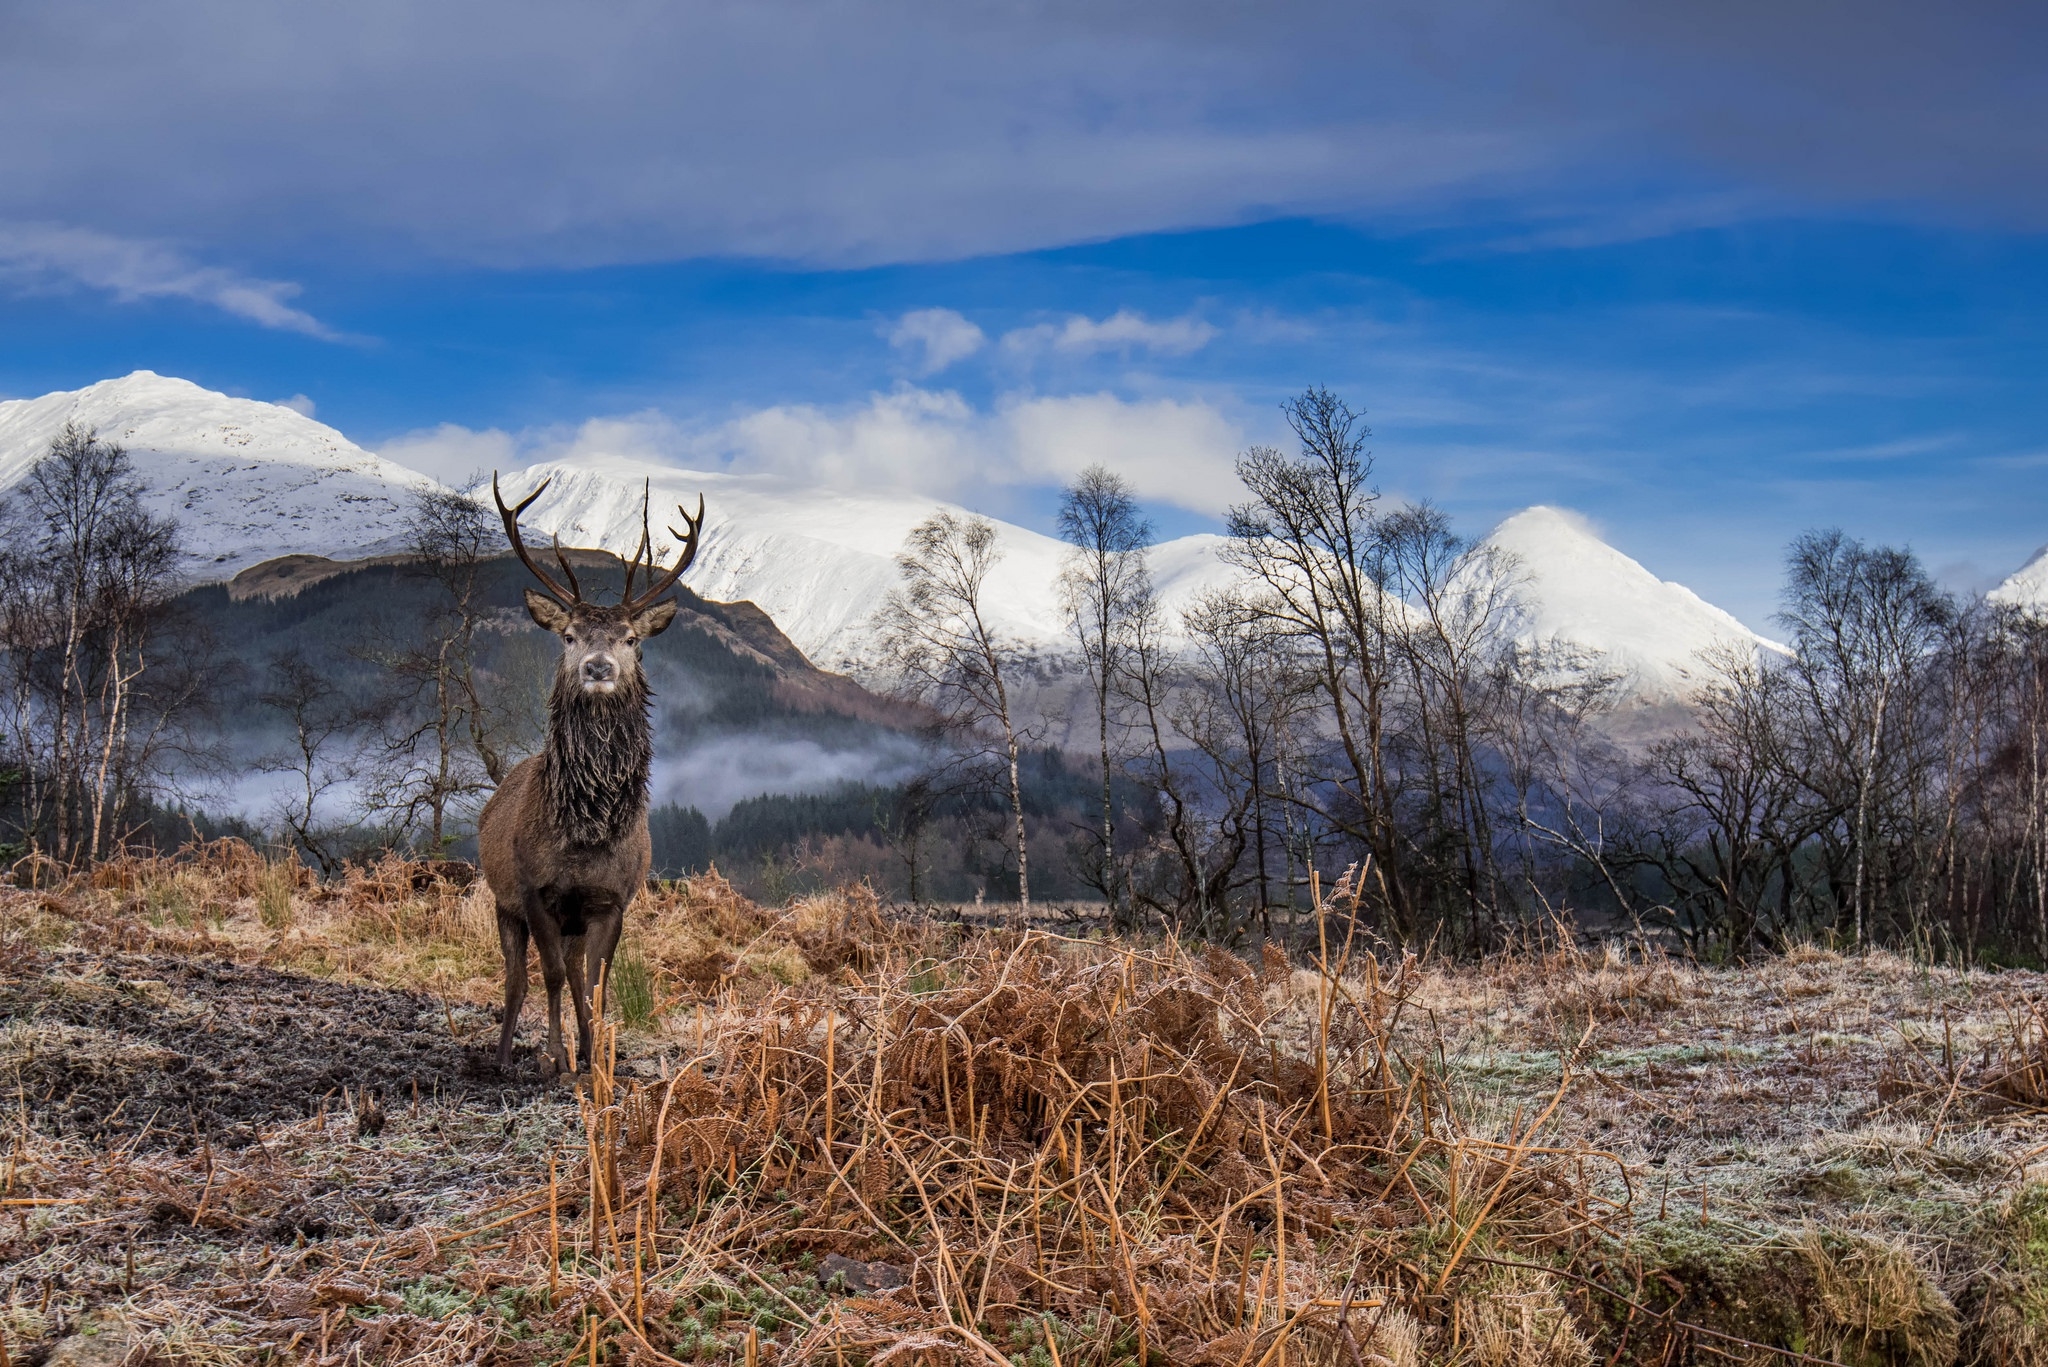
[0,371,430,576]
[0,370,1938,706]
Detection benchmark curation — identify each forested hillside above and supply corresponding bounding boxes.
[160,549,1122,902]
[164,550,925,872]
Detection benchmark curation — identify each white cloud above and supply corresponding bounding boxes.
[712,388,981,491]
[0,222,339,338]
[381,410,698,488]
[275,394,317,417]
[884,308,986,374]
[998,392,1243,511]
[376,386,1245,516]
[7,6,2048,269]
[1003,309,1218,358]
[376,422,521,486]
[704,386,1243,512]
[653,734,923,820]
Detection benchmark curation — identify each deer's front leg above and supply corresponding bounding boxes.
[530,905,573,1079]
[588,906,626,1028]
[564,932,595,1073]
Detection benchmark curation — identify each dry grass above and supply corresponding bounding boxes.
[2,847,2048,1364]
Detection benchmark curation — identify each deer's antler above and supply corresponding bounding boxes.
[492,472,579,606]
[620,480,653,605]
[621,492,706,613]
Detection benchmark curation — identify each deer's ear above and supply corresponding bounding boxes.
[524,589,571,633]
[631,599,679,639]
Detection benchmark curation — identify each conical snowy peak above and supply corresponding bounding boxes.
[486,457,1240,674]
[1989,544,2048,613]
[0,371,432,576]
[1477,505,1771,702]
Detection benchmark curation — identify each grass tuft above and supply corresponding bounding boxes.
[255,858,296,930]
[608,942,658,1028]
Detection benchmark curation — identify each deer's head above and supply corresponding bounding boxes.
[492,474,704,699]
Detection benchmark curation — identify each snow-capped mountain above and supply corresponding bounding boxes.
[1476,507,1777,702]
[0,373,1797,705]
[483,457,1241,675]
[1989,545,2048,613]
[0,372,429,576]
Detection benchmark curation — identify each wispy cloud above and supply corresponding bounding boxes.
[1803,433,1964,464]
[1003,309,1218,358]
[0,222,339,338]
[883,308,986,375]
[1462,192,1773,255]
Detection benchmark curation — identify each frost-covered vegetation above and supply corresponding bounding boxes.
[6,849,2048,1364]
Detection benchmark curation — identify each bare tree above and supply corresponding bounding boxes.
[1642,645,1807,952]
[362,481,523,852]
[1056,466,1152,917]
[1224,389,1411,933]
[879,511,1034,906]
[1177,587,1314,937]
[1780,530,1951,945]
[1115,578,1204,927]
[1374,505,1511,932]
[0,424,183,862]
[255,648,359,874]
[1997,608,2048,959]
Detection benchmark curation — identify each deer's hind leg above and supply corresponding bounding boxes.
[495,904,531,1072]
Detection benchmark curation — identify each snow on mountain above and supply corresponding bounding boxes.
[1476,506,1775,702]
[0,374,1780,705]
[0,372,431,576]
[1989,544,2048,613]
[484,457,1242,675]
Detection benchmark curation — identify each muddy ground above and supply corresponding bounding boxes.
[2,948,549,1151]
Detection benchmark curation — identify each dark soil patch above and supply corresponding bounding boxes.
[1,950,545,1149]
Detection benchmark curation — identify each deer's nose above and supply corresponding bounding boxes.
[582,656,616,682]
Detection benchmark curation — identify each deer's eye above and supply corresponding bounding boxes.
[625,636,638,647]
[564,633,575,644]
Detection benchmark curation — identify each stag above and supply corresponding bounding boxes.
[480,474,704,1076]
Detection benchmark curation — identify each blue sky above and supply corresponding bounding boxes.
[2,1,2044,631]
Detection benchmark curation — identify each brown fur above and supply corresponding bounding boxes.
[480,473,698,1075]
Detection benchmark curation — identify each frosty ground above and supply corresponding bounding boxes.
[3,846,2047,1365]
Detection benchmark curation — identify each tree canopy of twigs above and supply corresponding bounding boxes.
[880,510,1035,906]
[1057,466,1153,925]
[0,423,192,865]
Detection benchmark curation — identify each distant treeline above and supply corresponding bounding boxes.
[649,749,1154,904]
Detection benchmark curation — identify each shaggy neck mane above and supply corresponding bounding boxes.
[541,675,653,849]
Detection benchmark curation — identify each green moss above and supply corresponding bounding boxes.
[1783,1162,1869,1203]
[1961,1183,2048,1363]
[397,1276,473,1319]
[1628,1218,1813,1350]
[1788,1227,1958,1367]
